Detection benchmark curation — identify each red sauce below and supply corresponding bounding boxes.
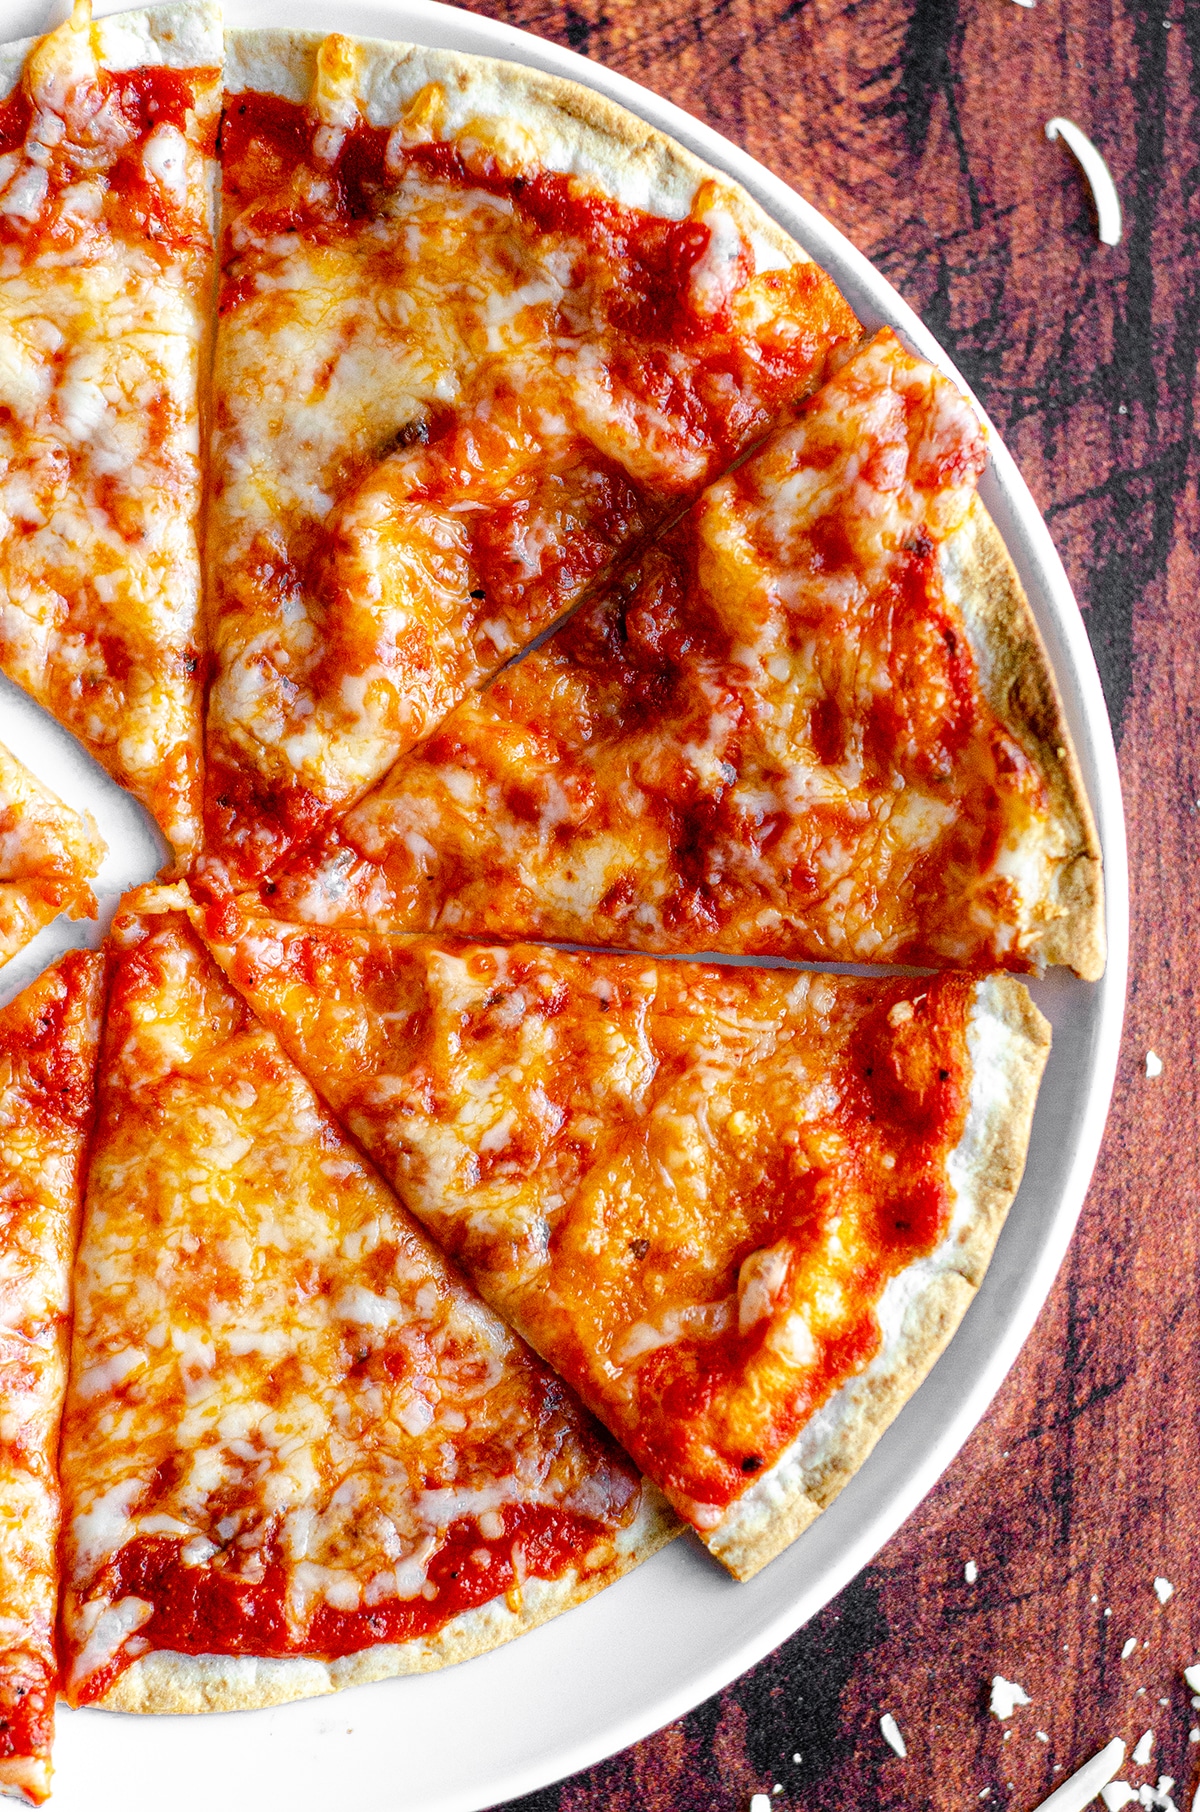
[221,92,725,341]
[627,978,974,1511]
[0,1671,53,1766]
[75,1502,611,1706]
[0,64,215,253]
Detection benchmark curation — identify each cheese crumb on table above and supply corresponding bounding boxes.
[749,1796,771,1812]
[966,1560,979,1583]
[1026,1738,1125,1812]
[1101,1787,1139,1811]
[1182,1664,1200,1692]
[880,1713,907,1758]
[1131,1731,1154,1767]
[990,1676,1032,1719]
[1145,1051,1163,1078]
[1122,1638,1139,1659]
[1152,1576,1174,1603]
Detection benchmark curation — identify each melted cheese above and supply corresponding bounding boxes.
[57,891,640,1707]
[0,950,102,1805]
[0,739,105,968]
[201,38,859,886]
[0,2,220,862]
[269,331,1065,972]
[203,907,982,1528]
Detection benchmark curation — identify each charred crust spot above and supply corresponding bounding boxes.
[741,1455,763,1473]
[628,1237,650,1260]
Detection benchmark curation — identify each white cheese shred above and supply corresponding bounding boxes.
[1131,1731,1154,1767]
[1025,1738,1125,1812]
[990,1676,1032,1719]
[749,1796,772,1812]
[1145,1051,1163,1079]
[879,1712,907,1758]
[1045,118,1123,246]
[1152,1575,1174,1602]
[1184,1664,1200,1692]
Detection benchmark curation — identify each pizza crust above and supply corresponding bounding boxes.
[0,1754,50,1807]
[223,28,808,272]
[944,498,1105,981]
[0,0,223,99]
[96,1485,678,1715]
[704,974,1051,1581]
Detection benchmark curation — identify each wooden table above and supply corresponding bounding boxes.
[460,0,1200,1804]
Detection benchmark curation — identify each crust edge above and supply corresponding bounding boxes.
[703,974,1051,1580]
[946,498,1106,982]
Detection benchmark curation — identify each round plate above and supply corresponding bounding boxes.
[0,2,1128,1806]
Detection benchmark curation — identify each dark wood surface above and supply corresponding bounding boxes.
[456,0,1200,1805]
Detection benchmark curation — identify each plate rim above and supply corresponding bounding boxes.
[8,1,1129,1805]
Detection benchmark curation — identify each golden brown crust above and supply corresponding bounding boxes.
[705,976,1051,1580]
[945,498,1105,981]
[98,1486,679,1714]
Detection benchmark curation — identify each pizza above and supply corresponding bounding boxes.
[199,28,859,892]
[0,742,104,971]
[0,0,221,866]
[56,886,673,1715]
[0,950,104,1806]
[198,902,1050,1578]
[0,2,1107,1784]
[261,329,1104,978]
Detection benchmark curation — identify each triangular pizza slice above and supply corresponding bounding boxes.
[200,28,860,889]
[56,886,672,1716]
[0,0,221,864]
[0,741,105,970]
[199,903,1050,1580]
[0,949,104,1806]
[267,330,1103,978]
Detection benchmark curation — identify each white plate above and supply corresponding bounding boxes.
[0,2,1129,1806]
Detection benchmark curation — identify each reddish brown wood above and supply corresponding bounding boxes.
[461,0,1200,1805]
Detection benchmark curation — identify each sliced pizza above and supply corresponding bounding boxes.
[0,0,221,865]
[0,741,105,970]
[200,27,860,890]
[57,885,673,1716]
[198,903,1050,1580]
[267,330,1103,978]
[0,949,104,1805]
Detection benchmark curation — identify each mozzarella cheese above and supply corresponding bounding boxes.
[57,891,641,1707]
[0,1,220,861]
[0,739,105,968]
[270,331,1071,973]
[0,950,103,1806]
[203,907,995,1535]
[202,32,859,885]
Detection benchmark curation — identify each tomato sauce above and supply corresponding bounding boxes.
[0,65,215,253]
[75,1502,611,1706]
[627,978,974,1511]
[0,1674,53,1766]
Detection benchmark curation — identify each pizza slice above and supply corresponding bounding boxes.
[200,27,860,890]
[198,903,1051,1580]
[56,886,673,1716]
[267,330,1103,979]
[0,0,221,865]
[0,949,104,1805]
[0,741,105,970]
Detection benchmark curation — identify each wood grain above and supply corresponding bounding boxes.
[462,0,1200,1804]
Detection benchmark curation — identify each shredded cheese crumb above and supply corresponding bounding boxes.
[1101,1788,1139,1812]
[1045,118,1123,245]
[1131,1731,1153,1767]
[1145,1051,1163,1079]
[1122,1638,1139,1659]
[1037,1731,1050,1742]
[1028,1739,1125,1812]
[1187,1667,1200,1692]
[966,1559,979,1583]
[880,1712,907,1758]
[749,1797,771,1812]
[1152,1576,1174,1603]
[990,1676,1032,1719]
